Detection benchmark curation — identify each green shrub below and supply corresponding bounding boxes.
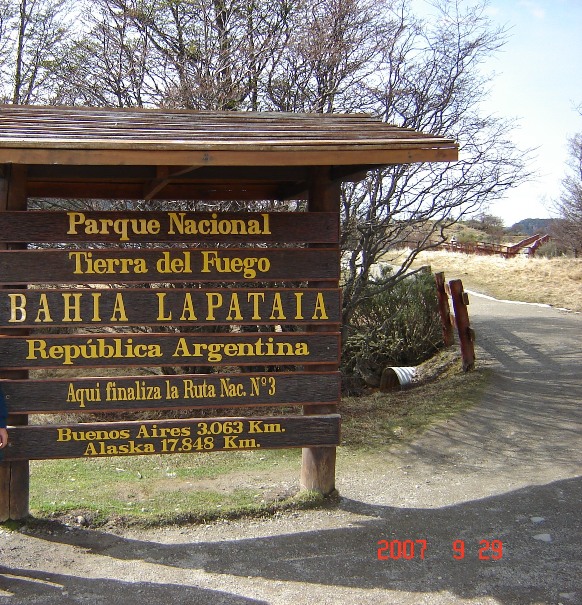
[535,240,574,258]
[341,269,443,394]
[456,231,479,244]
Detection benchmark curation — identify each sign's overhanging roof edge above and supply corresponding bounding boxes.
[0,105,458,167]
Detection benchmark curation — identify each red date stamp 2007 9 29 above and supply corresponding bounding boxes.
[377,539,503,561]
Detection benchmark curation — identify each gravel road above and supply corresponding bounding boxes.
[1,293,581,605]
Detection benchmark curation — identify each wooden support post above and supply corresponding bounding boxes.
[448,279,476,372]
[434,272,455,347]
[301,167,340,496]
[0,164,30,521]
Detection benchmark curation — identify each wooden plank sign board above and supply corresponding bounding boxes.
[2,414,341,461]
[0,332,340,369]
[2,372,341,414]
[0,248,340,284]
[0,211,340,244]
[0,288,341,327]
[0,203,342,509]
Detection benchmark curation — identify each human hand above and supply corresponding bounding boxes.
[0,427,8,449]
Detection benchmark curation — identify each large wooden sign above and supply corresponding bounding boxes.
[1,372,340,414]
[0,204,341,511]
[2,414,341,461]
[0,288,341,326]
[0,211,339,243]
[0,247,340,283]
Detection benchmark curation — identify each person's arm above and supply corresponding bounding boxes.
[0,427,7,449]
[0,387,8,448]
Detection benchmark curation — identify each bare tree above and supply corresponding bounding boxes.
[263,0,530,328]
[17,0,530,334]
[52,0,154,107]
[265,0,390,113]
[85,0,296,110]
[553,131,582,256]
[0,0,72,104]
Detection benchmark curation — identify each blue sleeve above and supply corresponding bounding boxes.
[0,386,7,429]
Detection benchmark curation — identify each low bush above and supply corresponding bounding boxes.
[341,268,443,394]
[535,240,574,258]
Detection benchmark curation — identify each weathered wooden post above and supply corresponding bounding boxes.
[0,165,29,521]
[448,279,476,371]
[301,167,340,496]
[434,271,455,347]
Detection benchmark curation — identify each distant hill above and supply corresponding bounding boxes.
[508,218,554,235]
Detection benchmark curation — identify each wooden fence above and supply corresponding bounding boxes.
[434,272,475,371]
[437,234,550,258]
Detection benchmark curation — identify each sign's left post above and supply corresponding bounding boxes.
[0,164,29,521]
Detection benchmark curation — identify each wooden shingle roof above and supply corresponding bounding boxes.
[0,105,458,200]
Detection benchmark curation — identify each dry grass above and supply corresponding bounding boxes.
[400,250,582,312]
[341,348,486,450]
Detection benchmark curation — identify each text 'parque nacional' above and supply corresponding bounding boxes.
[66,211,272,241]
[0,211,340,244]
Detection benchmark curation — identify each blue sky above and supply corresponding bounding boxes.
[480,0,582,225]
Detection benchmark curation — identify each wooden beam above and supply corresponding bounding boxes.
[301,167,341,497]
[0,164,29,521]
[4,372,341,415]
[434,272,455,347]
[26,180,284,201]
[449,279,476,372]
[27,164,309,182]
[143,165,202,201]
[0,146,459,167]
[4,415,341,462]
[0,211,340,244]
[0,287,342,327]
[0,247,341,284]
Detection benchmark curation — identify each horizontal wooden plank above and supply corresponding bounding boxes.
[0,332,340,369]
[0,146,459,167]
[0,119,449,142]
[0,211,339,244]
[1,414,341,461]
[26,181,293,201]
[0,248,340,284]
[1,371,340,414]
[0,288,341,327]
[26,164,309,182]
[23,164,314,202]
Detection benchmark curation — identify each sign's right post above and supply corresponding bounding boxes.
[301,167,341,495]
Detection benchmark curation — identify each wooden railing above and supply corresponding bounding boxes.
[434,273,475,372]
[406,234,550,258]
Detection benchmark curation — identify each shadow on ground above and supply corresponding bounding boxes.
[0,568,266,605]
[3,476,580,605]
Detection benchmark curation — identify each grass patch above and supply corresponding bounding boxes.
[341,348,489,450]
[399,250,582,312]
[28,448,303,527]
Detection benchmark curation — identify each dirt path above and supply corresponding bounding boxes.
[1,294,581,605]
